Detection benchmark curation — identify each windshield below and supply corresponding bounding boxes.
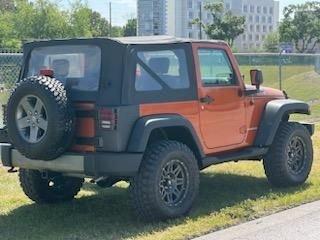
[27,45,101,92]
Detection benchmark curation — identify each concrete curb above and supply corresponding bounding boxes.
[194,201,320,240]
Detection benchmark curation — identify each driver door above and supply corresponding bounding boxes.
[194,44,247,149]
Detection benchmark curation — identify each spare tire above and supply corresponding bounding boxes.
[6,76,75,160]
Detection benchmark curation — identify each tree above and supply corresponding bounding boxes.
[0,0,126,48]
[279,1,320,53]
[111,26,123,37]
[69,1,92,38]
[0,0,15,12]
[123,18,137,37]
[89,10,109,37]
[263,32,280,53]
[13,0,69,40]
[0,11,20,48]
[192,2,245,46]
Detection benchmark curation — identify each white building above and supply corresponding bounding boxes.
[137,0,167,36]
[167,0,217,40]
[232,0,280,51]
[138,0,280,52]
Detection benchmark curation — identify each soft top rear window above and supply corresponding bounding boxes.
[27,45,101,92]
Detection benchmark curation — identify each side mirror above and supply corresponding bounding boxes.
[250,69,263,90]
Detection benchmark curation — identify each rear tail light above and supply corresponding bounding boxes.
[99,108,117,130]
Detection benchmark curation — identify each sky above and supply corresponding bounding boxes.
[84,0,137,26]
[59,0,309,26]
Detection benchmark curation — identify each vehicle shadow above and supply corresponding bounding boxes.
[0,171,310,240]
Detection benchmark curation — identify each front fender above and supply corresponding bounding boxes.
[254,99,311,147]
[127,114,204,157]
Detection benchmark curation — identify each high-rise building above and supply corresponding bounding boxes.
[228,0,280,51]
[137,0,280,52]
[137,0,167,36]
[167,0,217,39]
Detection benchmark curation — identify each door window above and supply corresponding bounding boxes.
[198,49,236,86]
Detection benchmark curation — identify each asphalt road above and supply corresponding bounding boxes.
[194,201,320,240]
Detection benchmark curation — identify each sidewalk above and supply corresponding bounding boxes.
[194,201,320,240]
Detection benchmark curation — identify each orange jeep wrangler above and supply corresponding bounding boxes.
[0,36,314,221]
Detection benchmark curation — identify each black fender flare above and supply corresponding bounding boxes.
[254,99,311,147]
[127,114,205,157]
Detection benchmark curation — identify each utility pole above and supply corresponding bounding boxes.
[109,2,112,37]
[199,2,202,40]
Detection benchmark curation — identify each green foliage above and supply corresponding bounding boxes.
[0,11,20,49]
[14,0,69,40]
[0,0,123,49]
[192,2,245,46]
[263,32,280,53]
[0,0,15,12]
[111,26,123,37]
[279,1,320,53]
[89,11,110,37]
[69,1,92,38]
[123,18,137,37]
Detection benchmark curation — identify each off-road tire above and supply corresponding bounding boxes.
[263,122,313,187]
[19,169,84,203]
[130,140,199,221]
[6,76,75,160]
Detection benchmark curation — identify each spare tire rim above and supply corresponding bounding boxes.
[287,136,306,175]
[159,159,189,207]
[16,95,48,143]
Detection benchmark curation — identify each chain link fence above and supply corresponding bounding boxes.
[0,52,22,89]
[0,50,319,124]
[0,49,22,127]
[236,53,320,122]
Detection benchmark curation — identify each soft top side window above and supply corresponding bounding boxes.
[135,49,190,92]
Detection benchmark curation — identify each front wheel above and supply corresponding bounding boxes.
[263,122,313,187]
[130,141,199,221]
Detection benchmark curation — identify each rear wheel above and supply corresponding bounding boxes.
[130,140,199,221]
[263,122,313,187]
[19,169,84,203]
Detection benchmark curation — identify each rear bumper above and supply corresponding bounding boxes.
[0,144,142,177]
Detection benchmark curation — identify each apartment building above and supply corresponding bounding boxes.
[137,0,280,52]
[167,0,217,40]
[233,0,280,51]
[137,0,167,36]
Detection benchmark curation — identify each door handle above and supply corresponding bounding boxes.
[200,96,214,104]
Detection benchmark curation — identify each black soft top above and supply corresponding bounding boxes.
[113,35,227,45]
[22,36,223,104]
[24,35,228,48]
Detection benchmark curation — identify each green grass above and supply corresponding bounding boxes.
[0,128,320,240]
